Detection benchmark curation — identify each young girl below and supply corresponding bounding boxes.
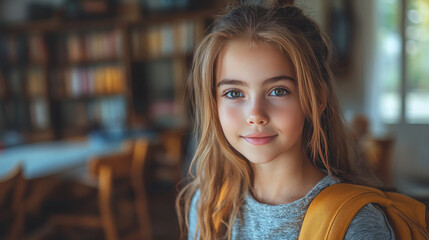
[176,1,394,239]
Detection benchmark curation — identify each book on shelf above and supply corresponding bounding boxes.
[147,26,162,58]
[28,34,48,63]
[67,33,83,63]
[161,24,174,56]
[148,100,187,128]
[27,67,47,97]
[0,34,37,64]
[93,96,127,129]
[131,19,202,60]
[66,29,123,63]
[0,35,29,64]
[30,98,50,129]
[61,95,126,130]
[179,20,194,54]
[141,57,188,127]
[8,68,24,96]
[65,65,125,97]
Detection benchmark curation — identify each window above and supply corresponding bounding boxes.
[377,0,429,124]
[405,0,429,123]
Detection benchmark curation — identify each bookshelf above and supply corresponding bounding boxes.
[0,32,54,145]
[0,4,219,147]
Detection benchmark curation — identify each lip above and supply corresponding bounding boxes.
[242,133,277,145]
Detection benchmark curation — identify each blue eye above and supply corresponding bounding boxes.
[269,88,289,96]
[224,90,243,99]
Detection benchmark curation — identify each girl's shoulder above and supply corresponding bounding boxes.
[346,203,395,239]
[306,177,394,239]
[190,189,200,209]
[188,189,200,240]
[189,189,200,219]
[308,178,394,239]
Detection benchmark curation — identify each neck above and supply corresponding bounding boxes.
[251,154,326,205]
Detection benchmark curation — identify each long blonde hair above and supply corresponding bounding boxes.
[176,1,374,239]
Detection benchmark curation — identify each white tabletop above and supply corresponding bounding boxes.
[0,131,157,179]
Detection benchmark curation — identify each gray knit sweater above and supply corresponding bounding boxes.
[189,175,395,239]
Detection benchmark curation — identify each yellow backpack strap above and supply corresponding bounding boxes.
[298,183,428,240]
[382,191,429,239]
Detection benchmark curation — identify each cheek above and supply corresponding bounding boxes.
[273,103,306,134]
[218,103,242,136]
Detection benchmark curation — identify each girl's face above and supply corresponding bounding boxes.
[216,40,306,165]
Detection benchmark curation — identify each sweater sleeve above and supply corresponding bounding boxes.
[345,203,395,240]
[188,190,200,240]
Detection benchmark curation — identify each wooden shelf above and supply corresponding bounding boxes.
[133,8,218,25]
[1,19,61,33]
[0,5,219,147]
[64,58,123,66]
[0,62,49,68]
[55,93,126,101]
[132,52,193,63]
[1,9,218,33]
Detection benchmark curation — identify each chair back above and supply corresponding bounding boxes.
[366,137,395,186]
[0,165,26,240]
[89,151,133,179]
[130,139,152,239]
[87,138,152,240]
[161,130,183,165]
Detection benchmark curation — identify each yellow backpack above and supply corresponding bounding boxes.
[299,183,429,240]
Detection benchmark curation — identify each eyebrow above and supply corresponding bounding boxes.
[216,75,295,87]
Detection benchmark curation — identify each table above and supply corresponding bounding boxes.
[0,130,158,220]
[0,131,158,179]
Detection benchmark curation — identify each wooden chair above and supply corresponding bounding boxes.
[50,138,152,240]
[0,166,27,240]
[426,211,429,232]
[365,137,395,187]
[152,130,185,185]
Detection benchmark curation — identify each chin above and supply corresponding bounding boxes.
[243,153,277,165]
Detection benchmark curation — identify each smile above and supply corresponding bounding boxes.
[242,134,277,145]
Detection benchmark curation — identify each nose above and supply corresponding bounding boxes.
[246,99,269,126]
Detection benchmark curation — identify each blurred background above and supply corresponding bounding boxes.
[0,0,428,239]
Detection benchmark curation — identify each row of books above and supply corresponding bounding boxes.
[137,58,187,128]
[29,98,50,129]
[66,29,123,63]
[0,96,125,133]
[131,20,204,60]
[61,96,126,129]
[0,69,24,96]
[0,35,48,64]
[0,102,29,132]
[0,67,47,97]
[0,99,49,131]
[27,68,47,97]
[63,65,126,97]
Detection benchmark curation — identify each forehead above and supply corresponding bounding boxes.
[215,39,295,84]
